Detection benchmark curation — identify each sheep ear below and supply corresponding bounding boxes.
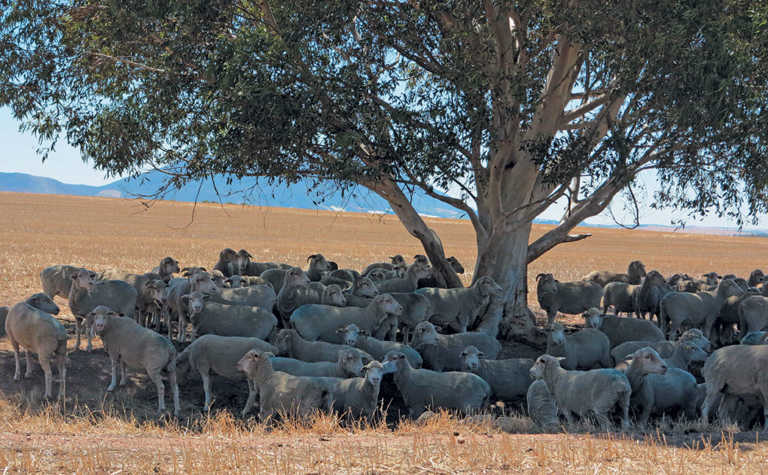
[478,352,486,359]
[535,273,546,281]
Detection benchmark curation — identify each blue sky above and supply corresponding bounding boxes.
[0,106,762,229]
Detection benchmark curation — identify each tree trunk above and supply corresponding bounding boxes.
[475,223,546,348]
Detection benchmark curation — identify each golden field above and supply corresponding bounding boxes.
[1,191,768,473]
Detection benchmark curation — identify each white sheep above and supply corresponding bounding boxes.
[337,323,423,368]
[270,349,364,378]
[164,271,222,341]
[182,291,277,341]
[5,293,68,400]
[582,308,664,347]
[545,322,611,370]
[39,264,81,298]
[526,379,558,430]
[529,354,632,430]
[272,329,373,363]
[90,305,180,416]
[459,345,533,403]
[409,321,501,372]
[415,276,503,333]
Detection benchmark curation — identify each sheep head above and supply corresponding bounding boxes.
[363,361,387,386]
[582,308,603,329]
[389,255,406,267]
[627,347,667,375]
[71,268,97,291]
[337,323,365,346]
[383,351,409,372]
[459,345,485,372]
[681,343,708,363]
[272,329,295,356]
[323,285,347,307]
[338,349,364,377]
[447,256,465,274]
[159,257,180,276]
[548,322,566,346]
[191,272,221,295]
[307,253,332,272]
[374,294,404,316]
[678,329,711,352]
[237,350,274,375]
[411,321,439,347]
[89,305,122,334]
[475,276,503,297]
[25,293,60,315]
[535,273,558,295]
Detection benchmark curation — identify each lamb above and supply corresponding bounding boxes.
[151,256,180,283]
[175,334,276,411]
[5,293,68,400]
[529,354,632,430]
[270,349,364,378]
[338,323,423,368]
[701,344,768,431]
[659,278,744,339]
[602,282,640,316]
[272,329,373,363]
[459,345,533,403]
[409,321,501,372]
[40,264,82,298]
[384,351,491,418]
[416,276,503,333]
[90,305,180,416]
[536,274,603,327]
[213,248,239,277]
[526,379,559,429]
[582,260,647,287]
[737,295,768,335]
[374,262,432,294]
[237,350,331,419]
[290,294,404,343]
[182,291,277,341]
[389,292,431,342]
[545,322,611,370]
[740,331,768,345]
[164,270,222,341]
[68,268,138,351]
[582,308,664,347]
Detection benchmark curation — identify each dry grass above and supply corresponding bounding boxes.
[1,192,768,473]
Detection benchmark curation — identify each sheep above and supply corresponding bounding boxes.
[362,255,407,277]
[701,344,768,431]
[325,360,393,420]
[545,322,611,370]
[213,248,239,277]
[409,321,501,372]
[374,262,432,294]
[388,292,431,342]
[343,277,378,307]
[536,274,603,327]
[237,350,331,419]
[416,276,503,333]
[582,260,647,287]
[633,270,672,321]
[416,256,465,288]
[182,291,277,341]
[610,329,710,365]
[68,268,138,352]
[151,256,180,283]
[272,329,373,363]
[526,379,559,429]
[89,305,180,416]
[208,284,277,312]
[529,354,632,430]
[459,345,533,403]
[749,269,765,288]
[290,293,404,343]
[664,342,708,372]
[277,272,345,320]
[270,349,364,378]
[737,295,768,336]
[740,331,768,345]
[660,278,744,339]
[40,264,82,299]
[384,351,491,418]
[338,323,423,368]
[5,293,68,400]
[164,271,222,341]
[210,270,229,288]
[582,308,664,347]
[305,254,334,281]
[225,274,247,288]
[175,334,277,411]
[235,249,281,276]
[136,279,166,328]
[602,282,640,316]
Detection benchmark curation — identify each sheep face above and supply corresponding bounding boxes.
[26,293,60,315]
[72,268,97,291]
[413,254,429,266]
[236,249,253,274]
[226,275,245,288]
[339,349,364,377]
[447,256,465,274]
[323,285,347,307]
[364,361,390,386]
[718,278,745,299]
[681,343,708,363]
[367,269,387,282]
[582,308,603,329]
[548,323,566,346]
[410,263,432,281]
[307,254,332,272]
[191,272,221,295]
[384,351,409,372]
[181,266,208,277]
[219,248,238,262]
[390,255,406,267]
[144,280,166,308]
[628,347,668,375]
[411,322,439,346]
[702,272,721,287]
[89,305,120,334]
[285,268,310,287]
[375,294,404,316]
[272,330,294,356]
[160,257,180,276]
[679,329,711,352]
[355,278,378,297]
[749,269,765,287]
[459,346,485,371]
[530,355,557,380]
[536,273,557,295]
[237,349,271,375]
[475,276,504,297]
[181,292,208,316]
[628,260,647,282]
[337,324,364,346]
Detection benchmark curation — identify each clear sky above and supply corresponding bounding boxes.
[0,106,762,229]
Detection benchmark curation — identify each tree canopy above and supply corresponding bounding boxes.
[2,0,768,335]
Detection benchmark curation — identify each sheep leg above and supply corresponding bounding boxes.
[39,356,53,399]
[74,317,82,351]
[24,348,33,378]
[106,356,119,392]
[547,310,557,328]
[57,355,67,401]
[242,379,257,417]
[85,320,93,352]
[167,365,180,417]
[119,361,128,386]
[148,370,166,415]
[700,388,722,425]
[201,371,213,411]
[177,313,187,342]
[11,338,21,381]
[594,411,611,432]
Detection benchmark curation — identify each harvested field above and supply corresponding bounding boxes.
[0,191,767,473]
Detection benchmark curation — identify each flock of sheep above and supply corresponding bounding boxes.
[1,250,767,432]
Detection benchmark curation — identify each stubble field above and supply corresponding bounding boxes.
[0,191,767,473]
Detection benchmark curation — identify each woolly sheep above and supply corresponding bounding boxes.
[90,306,180,416]
[308,360,397,420]
[582,261,647,287]
[701,344,768,431]
[5,293,68,400]
[526,379,558,429]
[602,282,640,316]
[182,292,277,341]
[633,270,672,321]
[459,345,533,403]
[384,351,491,418]
[150,256,180,283]
[389,292,431,343]
[375,263,432,294]
[660,279,743,339]
[208,283,277,311]
[290,294,403,343]
[416,276,503,333]
[362,255,407,277]
[409,321,501,372]
[416,256,465,289]
[545,322,611,370]
[175,334,276,411]
[68,268,138,351]
[270,349,364,378]
[664,342,708,372]
[235,249,281,276]
[213,248,239,277]
[536,274,603,327]
[620,347,670,425]
[338,323,423,368]
[740,331,768,345]
[40,264,81,299]
[272,329,373,363]
[582,308,664,347]
[236,350,331,419]
[529,354,632,430]
[737,295,768,335]
[343,277,378,307]
[164,270,222,341]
